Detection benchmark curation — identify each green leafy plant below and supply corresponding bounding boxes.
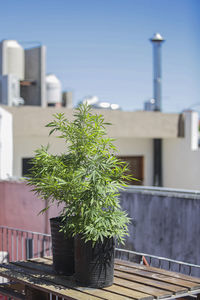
[27,104,133,245]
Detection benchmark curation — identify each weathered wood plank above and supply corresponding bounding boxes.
[104,285,153,300]
[14,263,134,300]
[13,262,147,300]
[13,260,55,274]
[80,288,133,300]
[13,259,172,299]
[115,264,200,291]
[115,259,200,284]
[1,258,200,300]
[29,257,52,266]
[114,277,173,299]
[114,270,187,294]
[12,262,136,300]
[12,260,190,297]
[0,265,102,300]
[3,263,148,300]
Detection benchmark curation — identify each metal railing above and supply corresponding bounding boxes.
[0,226,51,262]
[1,226,200,300]
[0,226,52,300]
[115,248,200,277]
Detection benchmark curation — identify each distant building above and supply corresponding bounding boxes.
[0,105,199,190]
[0,39,72,108]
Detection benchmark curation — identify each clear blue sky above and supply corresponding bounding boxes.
[0,0,199,112]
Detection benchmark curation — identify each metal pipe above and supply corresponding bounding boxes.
[153,138,162,186]
[150,33,165,111]
[150,33,165,186]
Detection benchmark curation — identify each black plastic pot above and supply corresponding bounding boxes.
[50,217,74,275]
[75,235,115,288]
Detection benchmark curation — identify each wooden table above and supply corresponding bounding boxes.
[0,257,200,300]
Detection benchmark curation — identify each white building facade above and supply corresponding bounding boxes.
[0,105,199,190]
[0,107,13,179]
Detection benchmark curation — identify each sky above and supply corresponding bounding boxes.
[0,0,200,113]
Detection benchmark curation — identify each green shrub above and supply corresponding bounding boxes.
[27,104,133,245]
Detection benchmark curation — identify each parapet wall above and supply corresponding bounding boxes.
[0,180,62,234]
[120,186,200,274]
[0,181,199,275]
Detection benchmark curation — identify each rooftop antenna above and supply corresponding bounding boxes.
[150,33,165,111]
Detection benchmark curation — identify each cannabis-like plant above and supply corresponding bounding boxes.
[27,104,132,244]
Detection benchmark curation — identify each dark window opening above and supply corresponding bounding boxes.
[118,156,144,185]
[22,158,34,177]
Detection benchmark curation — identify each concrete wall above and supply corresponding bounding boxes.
[4,106,180,138]
[1,106,200,189]
[120,186,200,275]
[0,108,13,179]
[1,182,199,275]
[163,111,200,190]
[0,181,62,234]
[21,46,46,107]
[2,106,180,180]
[12,136,153,185]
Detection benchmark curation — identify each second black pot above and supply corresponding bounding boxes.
[75,235,115,288]
[50,217,74,275]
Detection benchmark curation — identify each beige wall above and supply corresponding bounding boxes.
[163,138,200,190]
[13,136,66,177]
[14,136,153,185]
[4,106,180,138]
[2,105,179,181]
[3,105,200,190]
[163,112,200,190]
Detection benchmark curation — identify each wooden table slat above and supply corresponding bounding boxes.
[13,260,54,274]
[115,264,200,290]
[104,285,153,300]
[0,265,102,300]
[11,262,142,299]
[1,262,151,300]
[115,259,200,284]
[12,261,174,299]
[114,270,188,294]
[114,277,173,299]
[0,257,200,300]
[29,257,53,266]
[80,288,133,300]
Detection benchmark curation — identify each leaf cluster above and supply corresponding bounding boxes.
[26,104,132,245]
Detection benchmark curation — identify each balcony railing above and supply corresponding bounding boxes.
[0,226,51,262]
[0,225,200,300]
[115,248,200,277]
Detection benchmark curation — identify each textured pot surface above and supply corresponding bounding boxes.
[50,217,74,275]
[75,236,115,287]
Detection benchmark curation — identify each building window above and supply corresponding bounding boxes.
[118,156,144,185]
[22,158,34,177]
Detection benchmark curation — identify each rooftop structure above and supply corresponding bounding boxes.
[0,105,199,190]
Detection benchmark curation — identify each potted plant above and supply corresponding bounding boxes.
[27,104,132,287]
